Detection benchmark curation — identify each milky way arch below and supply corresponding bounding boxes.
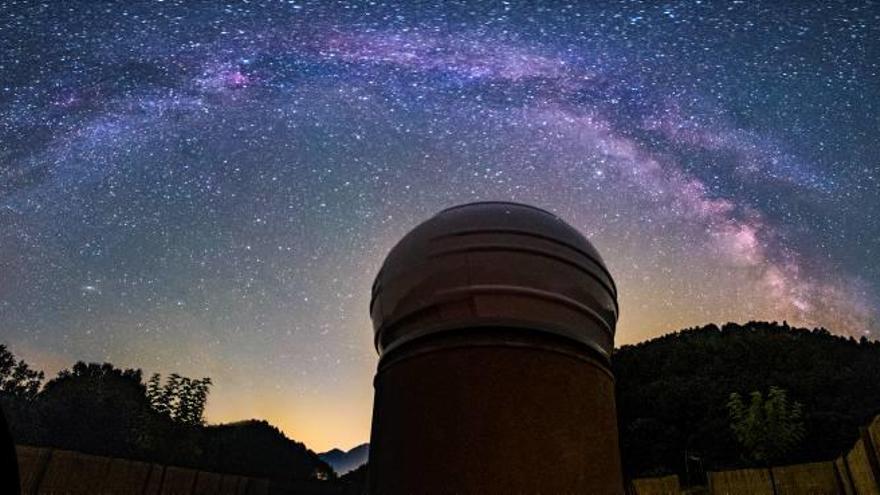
[1,1,878,450]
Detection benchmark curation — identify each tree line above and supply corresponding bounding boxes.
[614,321,880,481]
[4,320,880,485]
[0,346,333,483]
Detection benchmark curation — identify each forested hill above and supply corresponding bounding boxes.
[614,321,880,478]
[0,358,333,483]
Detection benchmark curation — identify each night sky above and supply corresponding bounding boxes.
[2,1,878,451]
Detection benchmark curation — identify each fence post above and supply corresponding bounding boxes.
[768,466,778,495]
[861,424,880,486]
[834,456,855,495]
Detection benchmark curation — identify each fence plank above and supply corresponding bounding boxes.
[38,449,113,494]
[846,438,880,495]
[245,478,271,495]
[15,446,51,495]
[143,464,166,495]
[161,466,199,495]
[772,461,839,495]
[217,474,244,495]
[631,475,681,495]
[867,416,880,485]
[193,470,224,495]
[234,475,249,495]
[708,468,773,495]
[100,458,153,494]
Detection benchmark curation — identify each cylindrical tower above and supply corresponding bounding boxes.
[368,201,622,494]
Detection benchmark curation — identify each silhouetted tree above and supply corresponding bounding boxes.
[728,387,805,465]
[0,345,47,446]
[37,362,159,458]
[0,347,330,484]
[146,373,166,415]
[0,344,44,400]
[145,372,212,425]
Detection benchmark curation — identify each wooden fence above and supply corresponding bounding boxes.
[15,445,270,495]
[631,414,880,495]
[17,414,880,494]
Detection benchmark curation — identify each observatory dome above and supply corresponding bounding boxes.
[370,201,618,360]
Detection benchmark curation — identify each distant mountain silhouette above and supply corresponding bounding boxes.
[200,420,332,482]
[615,321,880,479]
[320,443,369,475]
